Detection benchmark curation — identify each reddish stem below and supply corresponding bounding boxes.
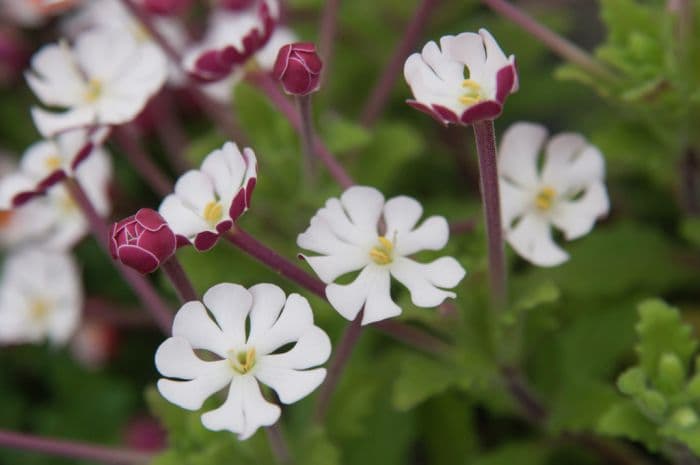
[0,429,152,465]
[113,125,173,198]
[247,72,355,189]
[223,227,447,354]
[314,314,364,422]
[360,0,439,126]
[481,0,616,81]
[318,0,341,81]
[66,178,174,334]
[472,120,507,309]
[161,256,199,303]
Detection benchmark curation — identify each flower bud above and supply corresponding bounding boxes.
[273,42,323,96]
[110,209,177,274]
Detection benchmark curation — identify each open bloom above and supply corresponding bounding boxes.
[159,142,256,251]
[499,122,609,267]
[298,186,466,325]
[0,248,82,345]
[26,27,167,136]
[183,0,277,82]
[155,283,330,439]
[0,139,112,251]
[404,29,517,126]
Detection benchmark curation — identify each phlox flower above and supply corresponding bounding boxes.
[297,186,466,325]
[26,27,168,137]
[404,29,517,126]
[0,248,82,345]
[499,122,610,267]
[62,0,188,85]
[0,133,112,250]
[159,142,257,251]
[183,0,278,82]
[155,283,330,439]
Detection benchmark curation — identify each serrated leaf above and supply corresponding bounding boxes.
[636,299,697,385]
[597,400,661,450]
[618,367,647,396]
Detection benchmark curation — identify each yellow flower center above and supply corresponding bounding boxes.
[84,78,103,103]
[369,236,394,265]
[131,23,151,43]
[459,79,484,105]
[203,201,223,227]
[0,210,14,228]
[228,347,257,374]
[58,192,77,214]
[29,298,50,321]
[535,186,557,211]
[44,155,62,171]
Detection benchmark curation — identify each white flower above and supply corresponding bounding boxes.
[499,122,610,267]
[183,0,278,82]
[26,28,167,137]
[0,133,112,250]
[1,0,77,26]
[159,142,257,251]
[0,248,83,345]
[404,29,517,126]
[61,0,188,85]
[155,282,330,439]
[297,186,466,325]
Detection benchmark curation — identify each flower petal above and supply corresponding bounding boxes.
[31,106,96,138]
[394,216,449,256]
[340,185,384,232]
[498,122,548,189]
[259,326,331,370]
[326,265,400,324]
[155,336,213,379]
[201,375,280,439]
[173,170,216,214]
[542,138,605,193]
[255,365,326,404]
[506,212,568,267]
[202,283,252,348]
[246,283,286,345]
[157,360,232,410]
[551,182,609,240]
[383,195,422,235]
[252,293,314,355]
[159,195,210,240]
[172,301,229,357]
[390,257,465,308]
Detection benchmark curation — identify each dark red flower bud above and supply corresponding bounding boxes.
[272,42,323,96]
[110,209,177,274]
[141,0,190,15]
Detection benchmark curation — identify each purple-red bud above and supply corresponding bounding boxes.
[272,42,323,96]
[109,209,176,274]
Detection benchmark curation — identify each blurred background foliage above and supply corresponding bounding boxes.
[1,0,700,464]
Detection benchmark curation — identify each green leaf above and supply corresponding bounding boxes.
[468,440,551,465]
[292,427,341,465]
[597,400,661,450]
[392,354,465,411]
[319,115,371,153]
[618,367,647,396]
[636,299,697,385]
[681,218,700,248]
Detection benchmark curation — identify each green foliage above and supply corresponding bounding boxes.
[598,300,700,454]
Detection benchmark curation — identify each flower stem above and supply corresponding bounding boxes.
[65,178,174,334]
[449,218,476,235]
[113,126,173,198]
[360,0,439,126]
[152,91,192,174]
[223,227,446,353]
[472,120,507,309]
[481,0,617,82]
[161,257,198,303]
[265,424,293,465]
[296,95,318,182]
[318,0,341,79]
[0,429,152,465]
[119,0,247,144]
[247,72,354,189]
[314,313,364,422]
